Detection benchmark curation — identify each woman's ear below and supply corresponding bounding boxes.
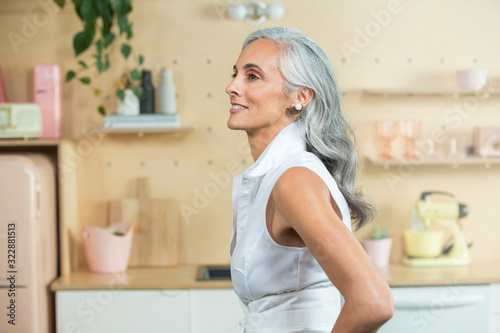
[295,87,314,107]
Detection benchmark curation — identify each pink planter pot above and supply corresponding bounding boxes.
[83,223,133,274]
[363,238,393,267]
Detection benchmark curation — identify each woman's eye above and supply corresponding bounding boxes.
[231,73,237,78]
[248,74,259,80]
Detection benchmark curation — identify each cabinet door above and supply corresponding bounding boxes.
[190,289,244,333]
[491,284,500,333]
[380,285,490,333]
[55,290,189,333]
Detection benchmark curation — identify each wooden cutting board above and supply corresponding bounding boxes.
[108,177,179,267]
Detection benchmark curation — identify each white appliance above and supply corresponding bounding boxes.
[380,285,490,332]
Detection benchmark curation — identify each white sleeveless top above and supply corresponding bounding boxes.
[230,123,352,332]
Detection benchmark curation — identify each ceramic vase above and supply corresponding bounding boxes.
[117,89,140,116]
[363,238,393,267]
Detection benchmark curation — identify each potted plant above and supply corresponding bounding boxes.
[116,71,141,115]
[362,225,393,267]
[54,0,144,115]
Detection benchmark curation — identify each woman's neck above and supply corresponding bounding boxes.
[246,122,293,161]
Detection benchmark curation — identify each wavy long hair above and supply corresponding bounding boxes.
[243,27,375,230]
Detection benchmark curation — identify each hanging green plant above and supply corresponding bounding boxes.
[54,0,144,115]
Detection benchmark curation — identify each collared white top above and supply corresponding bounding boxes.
[230,122,351,332]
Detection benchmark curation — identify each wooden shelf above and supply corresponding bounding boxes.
[365,155,500,169]
[100,124,195,137]
[0,139,61,146]
[345,87,500,98]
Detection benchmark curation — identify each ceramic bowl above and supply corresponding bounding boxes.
[404,230,443,258]
[456,69,488,90]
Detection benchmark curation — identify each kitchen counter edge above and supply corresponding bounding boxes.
[50,260,500,291]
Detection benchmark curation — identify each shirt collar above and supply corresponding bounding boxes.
[241,122,306,179]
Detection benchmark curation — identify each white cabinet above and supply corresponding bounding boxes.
[55,285,500,333]
[190,289,244,333]
[380,285,491,333]
[55,290,189,333]
[55,289,243,333]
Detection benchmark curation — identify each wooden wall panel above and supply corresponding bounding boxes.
[1,0,499,268]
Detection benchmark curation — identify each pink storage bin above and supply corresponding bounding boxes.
[82,222,133,273]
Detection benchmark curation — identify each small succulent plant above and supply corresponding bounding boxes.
[367,225,390,239]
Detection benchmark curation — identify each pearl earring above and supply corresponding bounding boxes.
[287,103,304,114]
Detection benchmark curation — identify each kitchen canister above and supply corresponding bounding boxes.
[158,68,177,114]
[140,69,155,114]
[82,222,133,273]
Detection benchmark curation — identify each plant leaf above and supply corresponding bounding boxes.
[78,60,88,69]
[54,0,65,8]
[65,70,76,82]
[132,85,143,99]
[113,0,132,16]
[104,53,110,71]
[96,0,113,21]
[73,0,84,20]
[98,0,113,37]
[103,32,115,47]
[94,88,101,96]
[96,57,103,72]
[95,39,104,72]
[138,54,144,65]
[98,105,106,116]
[130,68,140,80]
[81,0,99,23]
[73,31,91,56]
[117,15,128,35]
[79,77,91,84]
[121,43,131,60]
[116,88,125,101]
[84,21,95,43]
[125,23,133,40]
[95,38,103,54]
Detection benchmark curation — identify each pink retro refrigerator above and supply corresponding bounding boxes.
[34,64,61,139]
[0,154,58,333]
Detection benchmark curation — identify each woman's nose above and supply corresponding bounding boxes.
[225,78,241,96]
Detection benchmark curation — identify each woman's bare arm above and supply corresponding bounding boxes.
[272,167,394,332]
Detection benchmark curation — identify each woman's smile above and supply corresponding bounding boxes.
[230,103,248,113]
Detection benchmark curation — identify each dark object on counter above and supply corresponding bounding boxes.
[140,70,155,114]
[196,265,231,281]
[442,240,473,255]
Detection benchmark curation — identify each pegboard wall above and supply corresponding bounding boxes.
[1,0,499,266]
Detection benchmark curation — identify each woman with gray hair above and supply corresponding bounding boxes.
[226,27,393,332]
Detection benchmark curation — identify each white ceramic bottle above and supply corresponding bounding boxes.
[158,68,177,114]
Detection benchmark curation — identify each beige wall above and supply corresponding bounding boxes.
[1,0,499,267]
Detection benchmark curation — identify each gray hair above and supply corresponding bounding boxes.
[243,27,375,230]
